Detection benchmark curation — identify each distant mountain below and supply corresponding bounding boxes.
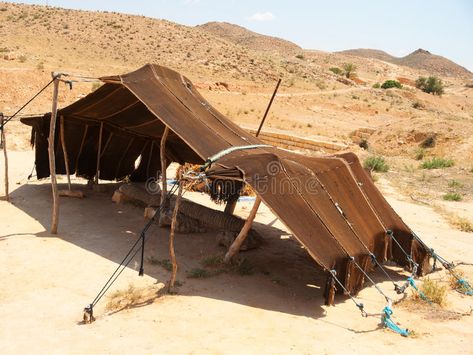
[338,48,472,78]
[197,22,302,55]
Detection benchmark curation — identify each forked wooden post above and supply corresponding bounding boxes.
[224,197,238,215]
[48,75,61,234]
[95,122,104,184]
[224,196,262,263]
[1,114,9,202]
[160,127,169,207]
[168,180,183,292]
[59,115,71,190]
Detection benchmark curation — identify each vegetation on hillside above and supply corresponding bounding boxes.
[416,76,445,95]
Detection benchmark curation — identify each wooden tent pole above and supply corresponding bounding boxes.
[256,78,281,137]
[224,196,261,263]
[48,75,61,234]
[1,114,9,202]
[59,115,71,191]
[95,122,104,184]
[168,180,183,292]
[160,126,169,209]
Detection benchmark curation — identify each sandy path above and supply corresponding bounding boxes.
[1,151,473,354]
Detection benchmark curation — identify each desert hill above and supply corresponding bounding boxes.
[197,21,302,55]
[339,48,472,78]
[0,2,323,85]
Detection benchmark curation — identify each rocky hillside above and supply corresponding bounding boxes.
[339,48,472,78]
[197,22,302,55]
[0,2,324,85]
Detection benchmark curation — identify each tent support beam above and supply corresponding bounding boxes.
[48,75,61,234]
[224,197,261,263]
[159,127,170,225]
[75,124,88,173]
[95,122,104,184]
[59,116,71,191]
[224,196,238,215]
[168,180,183,293]
[1,113,9,201]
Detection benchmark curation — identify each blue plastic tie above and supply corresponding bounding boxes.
[407,277,432,304]
[382,306,409,337]
[457,279,473,296]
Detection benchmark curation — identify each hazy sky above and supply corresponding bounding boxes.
[7,0,473,71]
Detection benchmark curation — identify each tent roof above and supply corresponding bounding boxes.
[21,64,429,294]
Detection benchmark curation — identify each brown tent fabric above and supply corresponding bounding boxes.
[21,64,430,296]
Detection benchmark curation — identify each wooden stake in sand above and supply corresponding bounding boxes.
[224,196,262,263]
[48,75,61,234]
[1,113,9,202]
[168,180,183,292]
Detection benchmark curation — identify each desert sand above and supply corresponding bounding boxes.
[1,150,473,354]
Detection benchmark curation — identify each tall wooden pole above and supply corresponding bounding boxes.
[224,197,261,263]
[159,127,170,225]
[48,75,61,234]
[168,180,183,292]
[95,122,103,185]
[256,78,281,137]
[160,127,169,206]
[1,114,9,202]
[223,80,279,216]
[59,115,71,191]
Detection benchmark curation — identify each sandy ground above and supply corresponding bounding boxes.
[1,150,473,354]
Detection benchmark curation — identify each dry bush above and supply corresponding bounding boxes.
[415,278,448,307]
[434,206,473,233]
[105,284,161,311]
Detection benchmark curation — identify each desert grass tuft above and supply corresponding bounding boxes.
[415,278,448,307]
[421,157,454,169]
[147,257,172,271]
[105,284,160,311]
[187,268,212,279]
[443,192,462,201]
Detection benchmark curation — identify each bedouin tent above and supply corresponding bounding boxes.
[21,64,430,299]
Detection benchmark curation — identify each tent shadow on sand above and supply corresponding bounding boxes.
[7,180,407,321]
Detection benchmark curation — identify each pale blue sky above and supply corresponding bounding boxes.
[7,0,473,71]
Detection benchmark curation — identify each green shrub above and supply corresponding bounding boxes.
[372,82,381,88]
[363,156,389,172]
[421,157,454,169]
[448,180,463,188]
[329,67,343,75]
[381,80,402,89]
[295,53,305,60]
[443,192,462,201]
[416,76,444,95]
[412,101,425,109]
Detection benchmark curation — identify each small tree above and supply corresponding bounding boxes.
[381,80,402,89]
[343,63,357,79]
[416,76,444,96]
